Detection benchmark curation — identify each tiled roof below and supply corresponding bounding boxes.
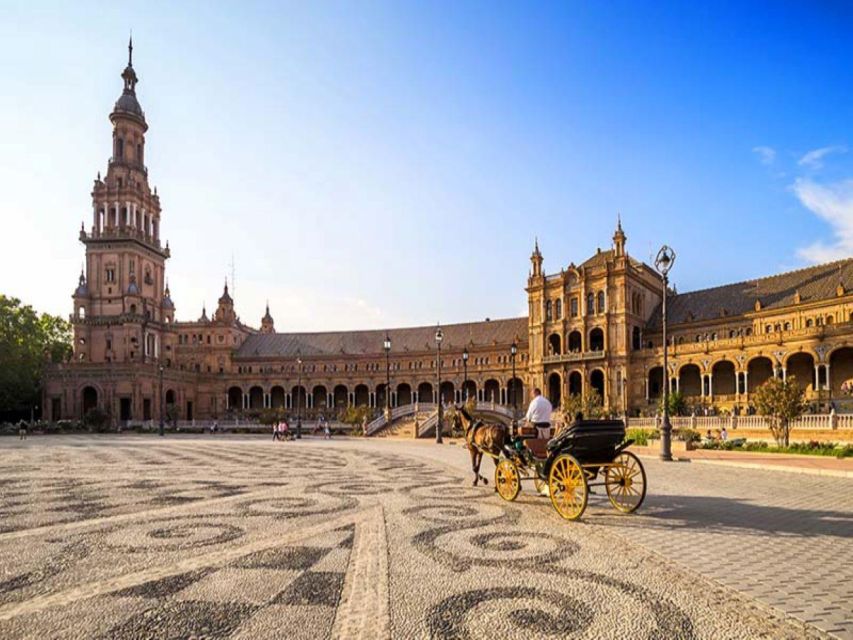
[647,258,853,329]
[235,316,529,359]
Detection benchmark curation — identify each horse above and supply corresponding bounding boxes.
[451,405,509,487]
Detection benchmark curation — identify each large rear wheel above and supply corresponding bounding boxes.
[548,454,588,521]
[495,458,521,501]
[604,451,647,513]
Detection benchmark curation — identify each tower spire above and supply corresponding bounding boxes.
[128,33,133,67]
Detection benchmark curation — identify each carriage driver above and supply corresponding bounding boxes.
[525,388,553,439]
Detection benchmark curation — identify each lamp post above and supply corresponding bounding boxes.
[462,347,469,402]
[435,325,443,444]
[158,364,165,437]
[296,353,303,439]
[510,341,518,430]
[384,334,392,414]
[655,245,676,461]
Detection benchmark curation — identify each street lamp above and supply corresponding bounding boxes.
[384,334,392,413]
[158,364,165,437]
[296,353,303,439]
[655,245,676,462]
[462,347,469,401]
[510,341,518,430]
[435,325,443,444]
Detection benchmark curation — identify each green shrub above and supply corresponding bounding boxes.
[627,428,655,446]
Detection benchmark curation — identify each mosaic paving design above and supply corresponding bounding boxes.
[0,436,835,639]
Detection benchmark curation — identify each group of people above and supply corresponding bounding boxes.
[272,415,333,441]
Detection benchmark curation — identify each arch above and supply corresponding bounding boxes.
[567,330,582,353]
[376,383,390,409]
[507,377,524,407]
[632,326,641,350]
[548,333,562,355]
[397,383,412,406]
[787,352,815,392]
[484,379,500,403]
[589,369,605,399]
[354,384,370,407]
[417,382,434,403]
[248,386,264,410]
[747,356,774,393]
[165,389,176,405]
[270,385,286,409]
[829,347,853,397]
[81,386,98,416]
[461,379,476,402]
[678,363,702,397]
[291,385,307,411]
[312,385,328,410]
[711,360,736,396]
[439,381,454,404]
[227,386,242,410]
[568,370,583,396]
[547,372,562,408]
[647,366,663,399]
[333,384,348,408]
[589,327,605,351]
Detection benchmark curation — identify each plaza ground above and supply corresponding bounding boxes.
[0,435,850,639]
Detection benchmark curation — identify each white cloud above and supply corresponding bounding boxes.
[752,146,776,165]
[798,145,847,170]
[794,177,853,263]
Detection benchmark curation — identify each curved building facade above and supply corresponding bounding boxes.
[43,48,853,425]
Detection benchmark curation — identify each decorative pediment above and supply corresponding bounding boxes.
[793,289,801,304]
[837,282,846,297]
[754,299,762,311]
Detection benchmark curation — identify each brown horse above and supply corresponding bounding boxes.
[452,406,509,487]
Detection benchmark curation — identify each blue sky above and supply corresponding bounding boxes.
[1,1,851,330]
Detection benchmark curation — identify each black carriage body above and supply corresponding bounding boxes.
[541,419,627,475]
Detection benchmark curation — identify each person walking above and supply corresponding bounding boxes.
[19,420,28,441]
[525,388,553,439]
[324,416,332,439]
[272,421,279,442]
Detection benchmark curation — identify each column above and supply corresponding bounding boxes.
[708,373,713,399]
[743,371,749,396]
[815,365,821,390]
[825,364,831,393]
[700,375,705,399]
[328,392,333,409]
[413,391,419,404]
[242,393,248,410]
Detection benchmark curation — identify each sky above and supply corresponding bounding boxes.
[0,1,851,331]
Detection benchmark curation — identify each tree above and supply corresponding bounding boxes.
[659,389,687,417]
[562,388,605,420]
[0,295,72,417]
[339,404,372,435]
[753,376,806,447]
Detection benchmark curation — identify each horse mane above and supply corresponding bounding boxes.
[459,405,474,422]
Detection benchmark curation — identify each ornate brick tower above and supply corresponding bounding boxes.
[73,39,172,366]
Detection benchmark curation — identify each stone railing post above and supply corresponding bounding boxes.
[731,414,737,431]
[830,408,838,430]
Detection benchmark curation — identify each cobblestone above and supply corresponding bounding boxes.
[0,435,843,639]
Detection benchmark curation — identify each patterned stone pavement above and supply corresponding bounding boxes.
[0,435,845,639]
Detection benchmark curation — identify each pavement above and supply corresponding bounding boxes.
[631,445,853,478]
[0,434,849,639]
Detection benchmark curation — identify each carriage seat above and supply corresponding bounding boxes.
[525,438,551,459]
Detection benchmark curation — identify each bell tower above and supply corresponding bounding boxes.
[72,40,172,364]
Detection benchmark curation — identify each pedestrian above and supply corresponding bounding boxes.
[720,425,728,441]
[272,421,279,441]
[281,419,290,441]
[324,417,332,439]
[525,388,553,439]
[19,420,28,441]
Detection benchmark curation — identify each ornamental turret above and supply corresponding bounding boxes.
[530,238,543,278]
[613,215,627,258]
[261,302,275,334]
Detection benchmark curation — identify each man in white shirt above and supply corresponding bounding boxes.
[525,387,553,439]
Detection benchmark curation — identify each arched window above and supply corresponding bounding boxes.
[806,318,813,327]
[597,291,605,313]
[116,137,124,160]
[586,293,595,316]
[545,300,552,321]
[136,143,143,164]
[826,315,834,325]
[555,299,562,319]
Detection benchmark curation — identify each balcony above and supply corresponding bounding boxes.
[543,350,606,364]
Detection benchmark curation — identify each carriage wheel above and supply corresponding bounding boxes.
[604,451,647,513]
[495,459,521,502]
[548,454,587,521]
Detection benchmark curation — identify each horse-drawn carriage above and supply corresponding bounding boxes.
[490,417,646,520]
